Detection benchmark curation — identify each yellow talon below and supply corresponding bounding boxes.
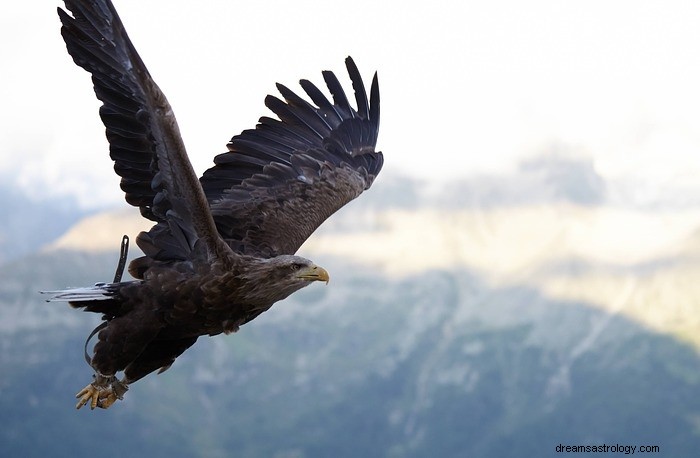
[74,375,128,410]
[75,383,100,410]
[98,390,118,409]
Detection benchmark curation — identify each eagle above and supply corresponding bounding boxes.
[44,0,382,410]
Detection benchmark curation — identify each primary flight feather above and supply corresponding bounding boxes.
[45,0,382,410]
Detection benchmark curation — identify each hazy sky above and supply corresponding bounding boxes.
[2,1,700,208]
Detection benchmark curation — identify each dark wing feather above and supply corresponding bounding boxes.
[59,0,232,264]
[199,57,383,258]
[141,58,382,259]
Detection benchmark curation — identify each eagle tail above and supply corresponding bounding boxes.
[41,235,132,313]
[41,283,117,305]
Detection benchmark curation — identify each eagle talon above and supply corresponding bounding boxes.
[75,383,100,410]
[75,374,128,410]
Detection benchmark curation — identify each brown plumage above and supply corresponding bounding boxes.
[44,0,382,410]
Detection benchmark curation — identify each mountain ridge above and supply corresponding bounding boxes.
[3,247,699,456]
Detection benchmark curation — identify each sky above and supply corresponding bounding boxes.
[2,1,700,209]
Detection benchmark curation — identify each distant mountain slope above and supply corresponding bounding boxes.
[38,185,700,352]
[2,248,700,457]
[46,208,151,253]
[0,180,92,264]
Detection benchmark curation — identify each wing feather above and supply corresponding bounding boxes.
[196,57,383,257]
[322,70,355,120]
[346,57,370,120]
[299,79,344,126]
[59,0,232,264]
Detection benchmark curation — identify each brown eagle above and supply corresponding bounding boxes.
[44,0,382,410]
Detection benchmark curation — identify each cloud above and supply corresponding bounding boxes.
[437,150,606,208]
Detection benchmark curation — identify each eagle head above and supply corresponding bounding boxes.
[240,255,329,305]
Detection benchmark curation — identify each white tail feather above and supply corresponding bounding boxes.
[41,283,114,302]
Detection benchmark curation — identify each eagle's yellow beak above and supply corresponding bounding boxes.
[297,264,330,284]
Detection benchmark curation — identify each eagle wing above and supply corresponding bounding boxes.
[141,57,382,259]
[59,0,232,264]
[201,57,382,257]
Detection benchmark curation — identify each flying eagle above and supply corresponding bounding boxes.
[45,0,382,410]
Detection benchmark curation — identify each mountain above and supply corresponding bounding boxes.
[3,165,700,456]
[437,154,607,209]
[0,179,93,265]
[2,245,700,457]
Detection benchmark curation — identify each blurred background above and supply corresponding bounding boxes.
[2,1,700,456]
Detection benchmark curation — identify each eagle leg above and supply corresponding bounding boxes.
[75,373,129,410]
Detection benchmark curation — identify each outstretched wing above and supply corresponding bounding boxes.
[201,57,383,257]
[59,0,231,264]
[140,57,382,260]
